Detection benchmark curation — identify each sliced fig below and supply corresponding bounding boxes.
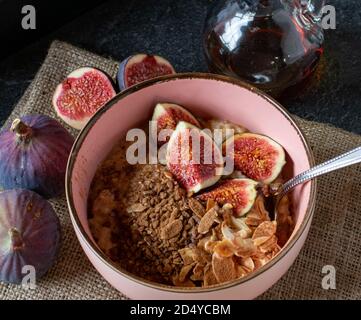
[152,103,200,145]
[223,133,286,184]
[52,67,116,130]
[203,119,248,144]
[197,178,258,217]
[166,121,223,193]
[117,54,175,91]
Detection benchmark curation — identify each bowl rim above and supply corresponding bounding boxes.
[66,72,317,294]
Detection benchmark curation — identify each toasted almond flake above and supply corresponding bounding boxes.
[253,257,269,270]
[266,246,280,260]
[221,222,235,241]
[172,276,196,287]
[203,264,218,286]
[230,216,252,239]
[239,257,255,272]
[197,236,211,250]
[245,195,270,226]
[178,248,195,265]
[161,219,183,239]
[206,199,216,212]
[212,254,237,283]
[222,203,233,211]
[126,203,146,213]
[192,248,211,265]
[214,239,236,258]
[233,237,257,258]
[253,236,272,246]
[198,207,218,234]
[259,235,278,253]
[190,263,204,281]
[252,221,277,242]
[245,216,262,227]
[204,239,219,253]
[188,198,206,219]
[179,263,196,282]
[235,265,248,278]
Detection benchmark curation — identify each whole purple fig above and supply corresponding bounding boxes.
[0,189,61,284]
[0,115,74,198]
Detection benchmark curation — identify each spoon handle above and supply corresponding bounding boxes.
[279,145,361,197]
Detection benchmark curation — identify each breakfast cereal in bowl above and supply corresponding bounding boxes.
[87,102,293,288]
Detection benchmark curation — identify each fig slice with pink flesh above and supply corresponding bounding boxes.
[166,121,223,193]
[197,178,258,217]
[117,54,175,91]
[202,119,248,144]
[152,103,200,145]
[223,133,286,184]
[52,67,116,130]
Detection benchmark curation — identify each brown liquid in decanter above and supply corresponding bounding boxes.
[203,0,325,97]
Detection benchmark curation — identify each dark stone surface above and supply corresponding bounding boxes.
[1,0,360,134]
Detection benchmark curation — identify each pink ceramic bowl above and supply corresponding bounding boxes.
[66,73,316,300]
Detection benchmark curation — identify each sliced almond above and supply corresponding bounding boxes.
[161,219,183,239]
[245,195,270,226]
[238,257,255,272]
[198,207,218,234]
[203,264,218,286]
[235,265,248,278]
[197,236,211,250]
[190,263,204,281]
[192,248,211,265]
[252,221,277,245]
[230,216,252,238]
[221,222,235,241]
[212,254,237,283]
[214,239,236,258]
[233,237,257,258]
[253,256,269,270]
[204,239,219,253]
[222,203,233,211]
[178,248,195,265]
[259,235,278,253]
[188,198,206,219]
[172,276,196,287]
[126,203,146,213]
[206,198,217,212]
[178,263,196,282]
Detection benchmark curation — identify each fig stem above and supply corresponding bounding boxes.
[9,228,24,251]
[10,119,33,140]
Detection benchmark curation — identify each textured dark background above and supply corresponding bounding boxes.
[0,0,360,133]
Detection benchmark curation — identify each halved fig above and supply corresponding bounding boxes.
[166,121,223,193]
[52,67,116,130]
[223,133,286,184]
[197,178,258,217]
[152,103,200,145]
[203,119,247,144]
[117,54,175,91]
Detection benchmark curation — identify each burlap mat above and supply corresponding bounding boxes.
[1,41,360,300]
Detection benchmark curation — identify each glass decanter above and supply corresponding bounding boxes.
[203,0,325,97]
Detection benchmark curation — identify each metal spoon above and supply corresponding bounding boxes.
[271,145,361,220]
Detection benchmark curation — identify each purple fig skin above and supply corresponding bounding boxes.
[117,56,131,91]
[0,189,61,285]
[117,54,176,91]
[0,115,74,198]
